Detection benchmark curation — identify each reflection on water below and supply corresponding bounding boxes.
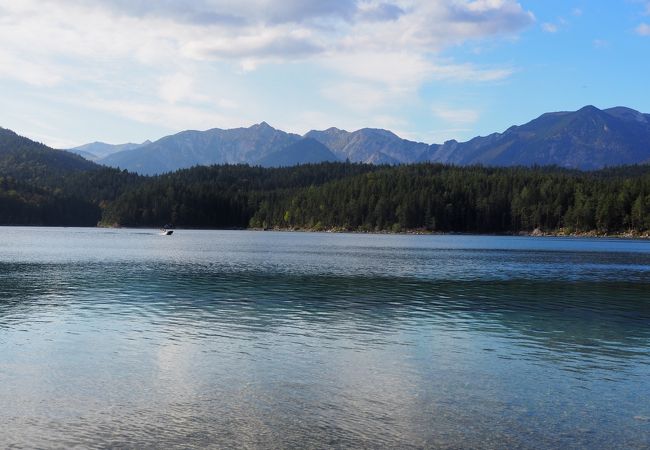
[1,228,649,448]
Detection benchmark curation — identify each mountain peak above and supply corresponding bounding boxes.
[251,121,274,130]
[63,104,650,174]
[431,104,650,169]
[577,105,601,114]
[0,127,18,137]
[604,106,648,123]
[358,128,398,138]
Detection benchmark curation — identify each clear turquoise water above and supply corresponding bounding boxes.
[1,227,649,448]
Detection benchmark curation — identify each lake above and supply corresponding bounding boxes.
[1,227,649,448]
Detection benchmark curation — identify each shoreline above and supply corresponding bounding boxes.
[5,224,650,239]
[248,227,650,239]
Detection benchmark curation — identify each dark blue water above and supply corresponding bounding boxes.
[1,227,649,448]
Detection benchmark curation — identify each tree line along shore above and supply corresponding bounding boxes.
[1,162,650,236]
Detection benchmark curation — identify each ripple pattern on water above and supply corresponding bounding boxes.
[1,228,649,449]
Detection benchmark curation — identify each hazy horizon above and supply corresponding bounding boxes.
[46,103,645,150]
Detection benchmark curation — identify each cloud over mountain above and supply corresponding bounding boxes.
[0,0,534,145]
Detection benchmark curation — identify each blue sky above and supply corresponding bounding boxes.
[1,0,649,148]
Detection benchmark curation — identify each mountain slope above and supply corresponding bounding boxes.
[89,105,650,173]
[68,140,151,160]
[0,127,106,225]
[305,127,429,164]
[258,138,340,167]
[429,106,650,169]
[0,127,98,182]
[99,122,301,175]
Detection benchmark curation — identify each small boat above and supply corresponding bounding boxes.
[160,223,175,235]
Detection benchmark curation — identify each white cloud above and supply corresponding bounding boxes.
[542,22,558,33]
[83,97,238,131]
[323,51,435,89]
[541,16,570,34]
[322,52,513,98]
[183,26,324,61]
[636,23,650,36]
[0,1,534,66]
[0,0,534,140]
[357,2,405,21]
[0,49,63,87]
[321,81,390,111]
[429,62,514,81]
[432,106,480,125]
[158,73,200,104]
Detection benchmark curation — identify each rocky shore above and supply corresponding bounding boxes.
[252,226,650,239]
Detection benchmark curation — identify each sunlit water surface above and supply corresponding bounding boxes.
[1,227,649,449]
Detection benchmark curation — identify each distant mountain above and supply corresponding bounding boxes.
[3,121,650,232]
[89,105,650,174]
[71,149,98,160]
[99,122,301,175]
[429,106,650,169]
[305,127,429,164]
[0,127,97,182]
[68,140,152,160]
[259,138,340,167]
[98,124,430,174]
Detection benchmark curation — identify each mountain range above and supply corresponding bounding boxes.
[55,105,650,174]
[2,120,650,233]
[68,140,152,161]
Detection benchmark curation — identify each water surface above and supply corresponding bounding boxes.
[1,228,649,448]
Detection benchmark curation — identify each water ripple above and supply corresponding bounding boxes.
[1,228,649,448]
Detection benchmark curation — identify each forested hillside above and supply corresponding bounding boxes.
[0,128,140,225]
[0,176,99,226]
[101,163,378,227]
[1,128,650,233]
[102,163,650,234]
[0,127,97,183]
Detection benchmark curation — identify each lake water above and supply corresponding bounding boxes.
[1,227,649,449]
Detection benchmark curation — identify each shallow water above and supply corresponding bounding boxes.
[1,227,649,448]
